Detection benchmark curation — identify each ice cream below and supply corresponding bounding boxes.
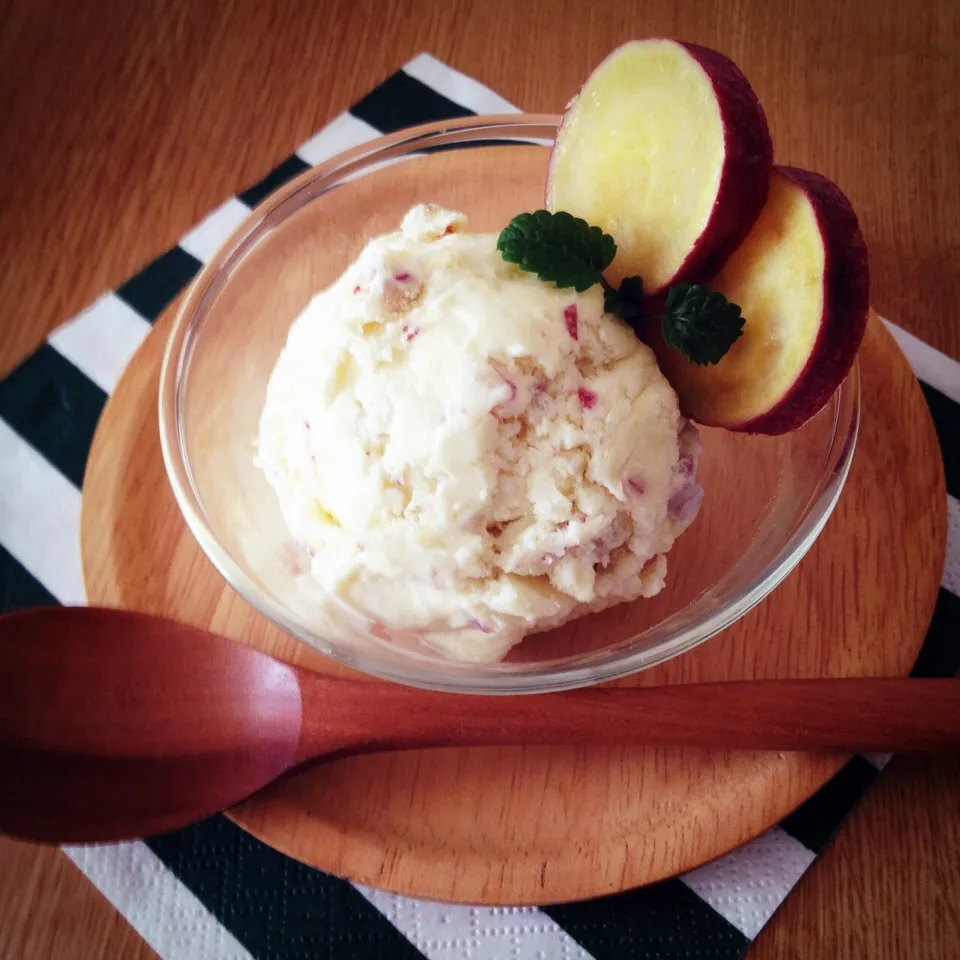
[258,204,703,662]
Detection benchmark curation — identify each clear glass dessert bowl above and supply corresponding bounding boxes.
[158,115,859,694]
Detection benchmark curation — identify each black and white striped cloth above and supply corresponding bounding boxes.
[1,54,957,960]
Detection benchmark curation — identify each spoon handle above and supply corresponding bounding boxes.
[299,677,960,758]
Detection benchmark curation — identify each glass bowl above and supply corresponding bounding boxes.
[158,115,859,694]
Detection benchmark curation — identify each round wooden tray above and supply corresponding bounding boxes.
[81,311,945,904]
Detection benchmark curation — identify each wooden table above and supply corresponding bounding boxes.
[0,1,957,957]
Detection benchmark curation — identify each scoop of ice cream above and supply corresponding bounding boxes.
[258,204,702,661]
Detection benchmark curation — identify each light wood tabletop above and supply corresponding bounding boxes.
[1,0,958,958]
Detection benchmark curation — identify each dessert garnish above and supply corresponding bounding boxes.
[541,38,868,434]
[497,209,745,365]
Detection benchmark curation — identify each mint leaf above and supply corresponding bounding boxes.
[661,283,744,365]
[497,211,616,292]
[604,275,645,325]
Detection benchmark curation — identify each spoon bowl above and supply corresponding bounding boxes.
[0,607,303,842]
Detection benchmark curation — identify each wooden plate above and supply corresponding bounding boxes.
[81,307,944,904]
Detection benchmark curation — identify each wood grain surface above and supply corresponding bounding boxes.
[1,0,958,956]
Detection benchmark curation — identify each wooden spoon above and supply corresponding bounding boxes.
[0,606,956,844]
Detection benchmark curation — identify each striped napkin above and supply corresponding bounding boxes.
[1,53,957,960]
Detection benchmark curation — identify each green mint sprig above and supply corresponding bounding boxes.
[496,210,615,292]
[602,275,645,325]
[496,210,744,365]
[661,283,745,365]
